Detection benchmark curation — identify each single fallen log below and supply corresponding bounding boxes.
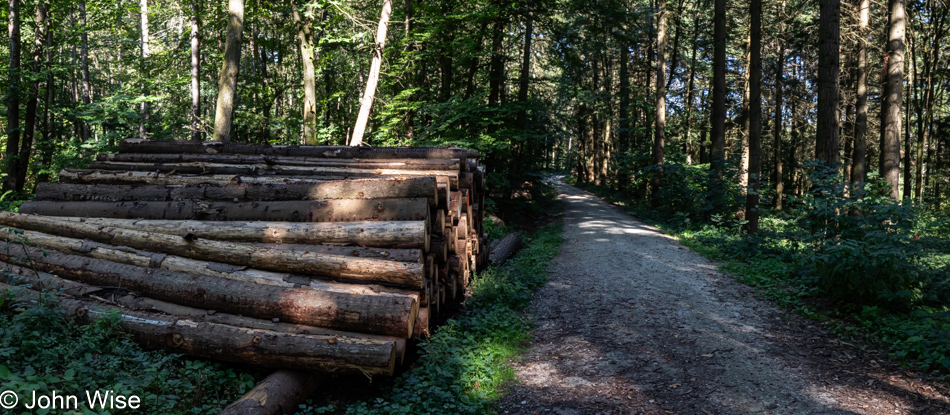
[0,212,426,287]
[0,282,397,375]
[86,161,461,179]
[219,370,325,415]
[98,153,462,170]
[19,198,430,222]
[489,232,522,265]
[117,139,480,159]
[18,215,427,247]
[0,244,418,337]
[36,177,438,205]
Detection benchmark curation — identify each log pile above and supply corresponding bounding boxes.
[2,139,489,376]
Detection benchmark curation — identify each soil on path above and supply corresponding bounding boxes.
[499,182,950,415]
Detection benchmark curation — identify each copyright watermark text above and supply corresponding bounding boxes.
[0,389,140,410]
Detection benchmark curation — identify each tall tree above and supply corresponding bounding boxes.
[851,0,869,188]
[213,0,246,143]
[774,0,786,211]
[746,0,762,233]
[293,0,318,145]
[18,0,47,190]
[5,0,22,192]
[139,0,150,139]
[350,0,393,146]
[816,0,841,169]
[190,0,201,141]
[882,0,905,199]
[653,0,667,167]
[80,1,91,143]
[707,0,727,215]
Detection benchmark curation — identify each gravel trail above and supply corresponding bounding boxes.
[499,181,950,415]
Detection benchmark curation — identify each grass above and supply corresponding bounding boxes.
[295,223,563,415]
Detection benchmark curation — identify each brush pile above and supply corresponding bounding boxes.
[0,139,488,376]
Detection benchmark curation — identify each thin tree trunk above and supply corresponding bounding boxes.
[19,0,46,191]
[37,5,53,184]
[293,1,318,145]
[852,0,869,188]
[816,0,841,169]
[903,39,914,201]
[774,1,786,210]
[739,30,752,194]
[653,0,667,167]
[191,0,201,141]
[139,0,150,139]
[213,0,245,143]
[746,0,762,233]
[80,1,91,143]
[882,0,906,199]
[516,16,532,128]
[488,6,505,107]
[618,46,630,156]
[683,9,700,165]
[350,0,393,146]
[5,0,22,192]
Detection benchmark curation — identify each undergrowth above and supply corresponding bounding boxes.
[0,288,260,414]
[577,163,950,386]
[295,224,563,415]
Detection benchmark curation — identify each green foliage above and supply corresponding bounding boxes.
[296,224,563,415]
[0,286,259,414]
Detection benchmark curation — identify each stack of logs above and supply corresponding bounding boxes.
[0,139,488,377]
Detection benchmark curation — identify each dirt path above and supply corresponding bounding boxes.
[499,182,950,415]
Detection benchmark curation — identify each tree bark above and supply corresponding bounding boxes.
[882,0,905,199]
[350,0,393,146]
[707,0,727,215]
[213,0,245,142]
[653,0,667,167]
[79,1,91,143]
[220,371,324,415]
[489,232,522,265]
[487,8,506,107]
[139,0,150,139]
[5,0,22,192]
[19,198,430,223]
[191,0,201,141]
[0,282,397,375]
[293,1,318,145]
[18,0,46,191]
[816,0,841,169]
[50,175,438,204]
[0,215,426,287]
[774,0,786,210]
[85,161,460,179]
[745,0,762,233]
[95,153,462,170]
[851,0,869,188]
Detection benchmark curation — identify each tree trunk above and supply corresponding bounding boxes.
[739,29,752,194]
[139,0,150,139]
[653,0,667,167]
[5,0,22,192]
[745,0,762,233]
[350,0,393,146]
[0,282,397,375]
[774,1,786,210]
[18,0,47,191]
[85,161,461,180]
[516,15,532,131]
[882,0,905,199]
[707,0,727,215]
[213,0,245,142]
[19,198,430,223]
[220,371,324,415]
[38,178,437,204]
[851,0,869,188]
[816,0,841,169]
[96,153,462,170]
[293,1,318,145]
[488,11,505,107]
[191,0,201,141]
[683,9,701,165]
[80,1,91,143]
[489,232,522,265]
[618,46,630,155]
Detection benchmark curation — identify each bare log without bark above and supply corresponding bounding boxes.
[20,198,430,222]
[220,371,324,415]
[37,177,437,205]
[86,161,461,179]
[489,233,522,265]
[0,212,425,287]
[118,139,480,159]
[0,282,397,375]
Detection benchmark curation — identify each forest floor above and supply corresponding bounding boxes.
[498,180,950,415]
